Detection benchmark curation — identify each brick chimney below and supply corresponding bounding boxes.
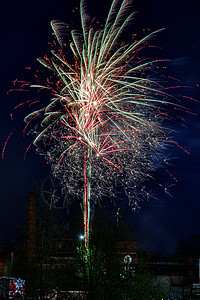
[26,192,36,262]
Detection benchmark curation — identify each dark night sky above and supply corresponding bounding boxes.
[0,0,200,256]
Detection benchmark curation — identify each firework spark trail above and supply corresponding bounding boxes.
[2,130,15,160]
[20,0,184,250]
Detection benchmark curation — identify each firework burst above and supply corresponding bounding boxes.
[22,0,178,249]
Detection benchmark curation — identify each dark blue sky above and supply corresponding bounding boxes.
[0,0,200,255]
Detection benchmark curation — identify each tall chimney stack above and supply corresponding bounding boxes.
[26,192,36,262]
